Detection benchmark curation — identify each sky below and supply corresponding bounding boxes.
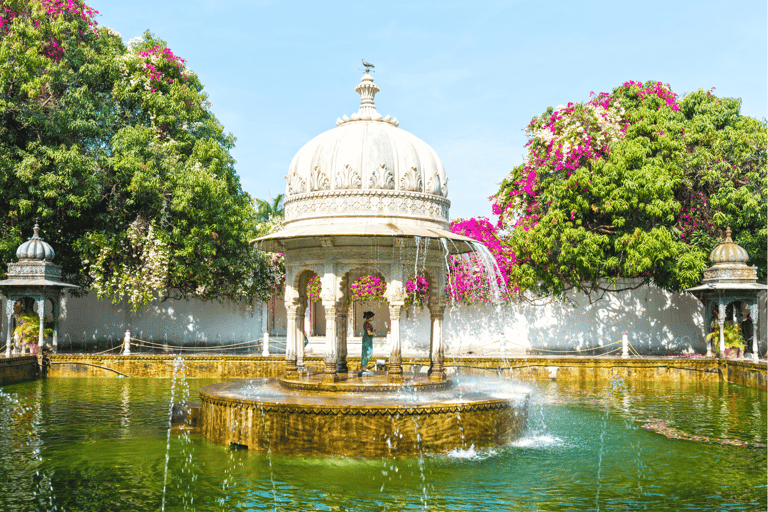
[92,0,767,221]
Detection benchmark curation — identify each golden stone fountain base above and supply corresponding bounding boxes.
[199,375,528,457]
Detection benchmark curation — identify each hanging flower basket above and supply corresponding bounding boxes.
[307,275,322,302]
[405,276,429,308]
[350,275,387,303]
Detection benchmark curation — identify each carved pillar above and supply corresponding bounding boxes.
[323,303,338,382]
[704,300,713,358]
[285,304,298,374]
[36,297,45,348]
[296,304,306,371]
[5,297,13,358]
[751,301,759,363]
[429,304,446,381]
[336,300,348,374]
[718,301,726,358]
[51,296,59,353]
[388,304,403,380]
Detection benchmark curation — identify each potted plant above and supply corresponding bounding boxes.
[705,321,745,359]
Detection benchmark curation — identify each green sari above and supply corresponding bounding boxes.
[361,321,374,369]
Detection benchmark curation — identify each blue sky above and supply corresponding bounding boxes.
[93,0,767,221]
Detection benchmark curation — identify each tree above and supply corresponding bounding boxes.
[0,0,282,309]
[255,193,284,223]
[492,81,766,298]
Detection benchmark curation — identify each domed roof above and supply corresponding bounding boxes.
[284,74,448,202]
[709,227,749,265]
[16,222,55,262]
[253,71,475,254]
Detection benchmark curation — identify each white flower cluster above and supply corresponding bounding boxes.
[527,100,626,165]
[90,218,171,311]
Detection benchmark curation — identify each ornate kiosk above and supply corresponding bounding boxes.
[0,223,78,356]
[199,71,528,457]
[252,72,476,383]
[687,228,767,362]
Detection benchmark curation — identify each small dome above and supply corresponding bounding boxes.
[709,227,749,265]
[16,223,55,262]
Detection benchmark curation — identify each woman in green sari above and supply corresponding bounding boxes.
[361,311,375,371]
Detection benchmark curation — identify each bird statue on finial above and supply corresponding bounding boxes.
[362,59,375,74]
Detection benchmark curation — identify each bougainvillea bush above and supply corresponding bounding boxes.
[0,1,282,309]
[492,81,766,297]
[404,275,429,308]
[349,275,387,303]
[446,218,517,305]
[307,275,321,302]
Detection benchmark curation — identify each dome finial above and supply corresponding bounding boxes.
[355,72,380,119]
[32,219,40,239]
[725,226,732,242]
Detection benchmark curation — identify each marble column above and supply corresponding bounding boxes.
[388,304,403,380]
[285,305,298,374]
[751,301,759,363]
[296,304,306,371]
[323,303,338,382]
[51,296,58,353]
[429,304,446,381]
[704,300,713,358]
[5,297,12,358]
[718,301,726,358]
[336,302,348,374]
[36,297,45,348]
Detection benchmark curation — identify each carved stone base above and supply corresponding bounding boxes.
[200,378,529,457]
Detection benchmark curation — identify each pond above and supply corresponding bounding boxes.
[0,374,765,511]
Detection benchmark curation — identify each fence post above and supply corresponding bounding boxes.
[622,332,629,359]
[262,331,270,357]
[124,330,131,356]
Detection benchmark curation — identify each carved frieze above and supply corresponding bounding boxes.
[7,261,63,279]
[283,190,451,224]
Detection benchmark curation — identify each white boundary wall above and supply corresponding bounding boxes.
[2,282,765,356]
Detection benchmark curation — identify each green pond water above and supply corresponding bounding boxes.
[0,374,765,511]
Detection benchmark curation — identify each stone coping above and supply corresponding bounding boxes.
[35,354,767,388]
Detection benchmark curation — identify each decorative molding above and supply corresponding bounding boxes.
[336,164,361,190]
[400,166,423,193]
[309,166,330,191]
[284,190,450,224]
[287,170,306,196]
[427,172,443,196]
[369,164,394,190]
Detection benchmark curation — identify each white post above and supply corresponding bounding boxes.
[622,332,629,359]
[718,302,726,358]
[5,298,12,358]
[262,331,270,357]
[123,330,131,355]
[751,302,759,363]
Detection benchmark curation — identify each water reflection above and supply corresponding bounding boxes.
[0,376,764,511]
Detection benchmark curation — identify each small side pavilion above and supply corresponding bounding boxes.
[687,228,767,362]
[0,223,77,356]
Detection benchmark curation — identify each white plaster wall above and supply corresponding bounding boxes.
[395,282,708,356]
[56,292,264,348]
[24,281,762,357]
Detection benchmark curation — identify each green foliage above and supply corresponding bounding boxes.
[705,321,745,352]
[13,310,53,342]
[0,1,281,309]
[493,81,766,297]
